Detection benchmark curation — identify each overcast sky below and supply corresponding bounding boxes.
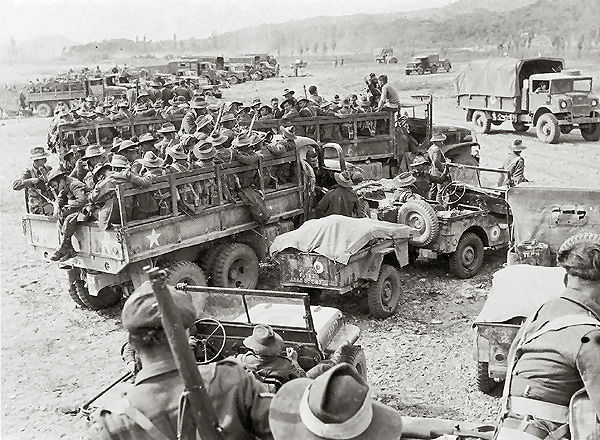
[1,0,454,44]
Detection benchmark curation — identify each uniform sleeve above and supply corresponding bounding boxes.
[511,157,525,184]
[67,180,88,210]
[126,171,154,188]
[316,192,331,218]
[576,328,600,418]
[236,366,274,440]
[13,169,34,190]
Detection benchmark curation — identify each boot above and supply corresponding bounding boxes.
[59,245,76,262]
[50,244,75,261]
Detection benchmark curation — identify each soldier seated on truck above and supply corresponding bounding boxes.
[13,146,54,215]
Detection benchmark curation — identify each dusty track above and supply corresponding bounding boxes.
[1,59,598,438]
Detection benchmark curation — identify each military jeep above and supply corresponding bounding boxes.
[405,54,451,75]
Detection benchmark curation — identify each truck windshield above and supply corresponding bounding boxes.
[551,78,592,94]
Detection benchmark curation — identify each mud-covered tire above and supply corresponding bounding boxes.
[477,362,497,394]
[449,232,485,279]
[67,268,86,307]
[337,345,368,380]
[71,271,122,310]
[580,123,600,141]
[228,76,239,85]
[417,66,424,75]
[200,242,229,283]
[536,113,560,144]
[212,243,259,289]
[397,199,440,247]
[367,264,402,318]
[430,64,438,74]
[512,121,529,132]
[36,103,52,118]
[165,260,207,287]
[472,110,491,134]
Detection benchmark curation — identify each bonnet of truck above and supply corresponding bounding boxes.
[507,186,600,256]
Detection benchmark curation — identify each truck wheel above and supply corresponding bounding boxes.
[67,268,86,307]
[417,66,425,75]
[472,111,491,134]
[36,103,52,118]
[536,113,560,144]
[336,345,368,381]
[396,199,439,247]
[580,123,600,141]
[491,120,503,126]
[367,264,402,318]
[405,70,411,75]
[200,242,229,283]
[229,76,239,84]
[477,362,497,394]
[430,64,438,74]
[166,260,207,287]
[255,73,264,81]
[512,121,529,132]
[212,243,259,289]
[449,232,484,279]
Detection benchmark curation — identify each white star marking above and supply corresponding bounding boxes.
[146,229,161,248]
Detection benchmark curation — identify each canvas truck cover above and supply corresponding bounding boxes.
[508,186,600,261]
[270,215,414,265]
[475,264,566,324]
[455,57,564,98]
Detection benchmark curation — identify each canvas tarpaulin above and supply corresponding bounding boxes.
[455,58,521,98]
[474,264,566,324]
[269,215,414,265]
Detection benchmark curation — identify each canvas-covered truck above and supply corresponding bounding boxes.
[374,48,398,64]
[473,186,600,393]
[21,149,308,310]
[405,54,451,75]
[456,57,600,143]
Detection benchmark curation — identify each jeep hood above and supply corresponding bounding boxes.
[507,186,600,254]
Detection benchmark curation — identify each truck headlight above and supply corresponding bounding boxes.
[559,100,568,109]
[592,99,598,107]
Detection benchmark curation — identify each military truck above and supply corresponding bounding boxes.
[456,57,600,143]
[405,54,451,75]
[26,77,127,118]
[251,95,480,181]
[27,122,308,310]
[374,48,398,64]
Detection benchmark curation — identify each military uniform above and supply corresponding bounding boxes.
[13,164,53,214]
[496,288,600,439]
[236,352,306,383]
[498,151,525,186]
[316,185,358,218]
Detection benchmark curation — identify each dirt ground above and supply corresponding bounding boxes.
[1,58,599,438]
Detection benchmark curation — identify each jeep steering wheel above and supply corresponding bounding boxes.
[192,318,227,364]
[439,181,467,206]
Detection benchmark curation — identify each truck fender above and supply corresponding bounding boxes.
[532,107,552,125]
[85,270,130,296]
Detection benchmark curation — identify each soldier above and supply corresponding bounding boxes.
[269,363,402,440]
[271,98,284,119]
[495,233,600,440]
[281,99,299,121]
[258,105,273,119]
[161,95,189,118]
[365,73,381,107]
[181,96,208,134]
[165,144,189,173]
[426,133,450,202]
[375,74,399,114]
[116,140,140,167]
[220,113,238,143]
[194,114,214,137]
[155,123,177,157]
[13,146,53,215]
[236,324,305,386]
[316,170,359,218]
[192,141,225,204]
[237,106,253,125]
[86,282,273,440]
[108,100,131,122]
[282,88,297,107]
[173,79,192,101]
[137,133,157,155]
[307,85,323,105]
[250,98,262,116]
[48,169,88,261]
[498,139,527,187]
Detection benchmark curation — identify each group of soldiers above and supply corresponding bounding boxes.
[86,230,600,440]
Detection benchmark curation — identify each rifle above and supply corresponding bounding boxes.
[247,111,257,135]
[402,416,495,439]
[146,267,222,440]
[303,85,307,99]
[80,371,134,417]
[211,102,226,136]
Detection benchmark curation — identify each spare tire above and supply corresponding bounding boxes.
[558,233,600,255]
[396,199,440,247]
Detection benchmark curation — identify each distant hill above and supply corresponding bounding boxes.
[62,0,600,60]
[1,34,75,61]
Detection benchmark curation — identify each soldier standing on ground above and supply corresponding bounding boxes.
[316,170,359,218]
[498,139,527,187]
[13,146,53,215]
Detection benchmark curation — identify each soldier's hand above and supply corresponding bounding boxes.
[30,178,41,186]
[126,361,137,374]
[286,347,298,362]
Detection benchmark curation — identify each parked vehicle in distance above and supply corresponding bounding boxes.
[405,54,451,75]
[374,48,398,64]
[456,57,600,143]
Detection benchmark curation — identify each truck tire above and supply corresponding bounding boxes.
[558,232,600,254]
[491,120,503,126]
[229,76,239,85]
[388,57,398,64]
[336,345,368,381]
[477,361,497,394]
[212,243,259,289]
[36,103,52,118]
[405,70,411,75]
[536,113,560,144]
[367,264,402,318]
[396,199,439,247]
[200,242,230,283]
[67,268,86,307]
[449,232,485,279]
[472,111,491,134]
[255,72,264,81]
[166,260,207,287]
[512,121,529,132]
[580,123,600,141]
[417,66,425,75]
[430,64,438,74]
